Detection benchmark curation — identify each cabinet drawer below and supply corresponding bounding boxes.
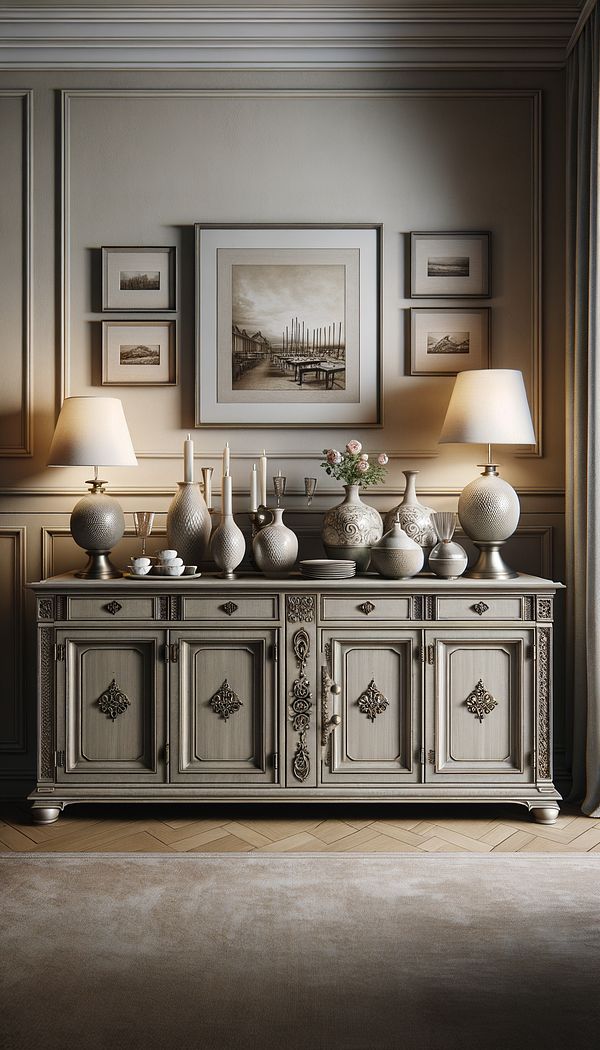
[320,596,411,621]
[183,594,279,621]
[67,597,156,621]
[435,597,523,621]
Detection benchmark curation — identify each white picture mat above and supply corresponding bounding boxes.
[103,248,173,310]
[102,322,174,384]
[412,234,489,296]
[196,226,380,426]
[411,309,489,374]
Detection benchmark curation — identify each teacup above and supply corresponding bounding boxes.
[132,556,151,568]
[130,563,151,576]
[165,563,185,576]
[182,565,198,576]
[157,549,177,562]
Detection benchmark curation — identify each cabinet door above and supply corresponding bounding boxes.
[425,629,534,783]
[170,629,278,784]
[320,630,421,785]
[56,629,166,783]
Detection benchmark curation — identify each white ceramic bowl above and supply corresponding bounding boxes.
[182,565,198,576]
[130,564,151,576]
[132,557,151,568]
[157,549,177,562]
[165,563,185,576]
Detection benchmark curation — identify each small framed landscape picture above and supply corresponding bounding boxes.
[101,246,176,311]
[102,320,176,386]
[410,232,490,298]
[410,308,490,376]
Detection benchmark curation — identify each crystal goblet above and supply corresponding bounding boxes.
[133,511,155,558]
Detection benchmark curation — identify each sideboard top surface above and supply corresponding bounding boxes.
[29,571,563,594]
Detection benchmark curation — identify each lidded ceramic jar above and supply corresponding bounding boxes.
[370,516,424,579]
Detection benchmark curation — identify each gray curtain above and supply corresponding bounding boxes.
[566,1,600,814]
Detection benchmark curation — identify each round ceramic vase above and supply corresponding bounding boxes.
[384,470,436,550]
[370,519,424,579]
[321,484,383,573]
[166,482,212,566]
[253,507,298,577]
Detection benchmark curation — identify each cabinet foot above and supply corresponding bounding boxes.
[531,806,559,825]
[31,806,62,825]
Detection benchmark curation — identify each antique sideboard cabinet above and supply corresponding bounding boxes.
[29,572,562,825]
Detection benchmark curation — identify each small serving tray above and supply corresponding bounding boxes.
[122,571,202,581]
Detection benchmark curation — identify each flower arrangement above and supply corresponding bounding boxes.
[321,440,388,489]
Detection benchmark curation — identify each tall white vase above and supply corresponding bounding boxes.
[166,482,211,565]
[210,475,245,579]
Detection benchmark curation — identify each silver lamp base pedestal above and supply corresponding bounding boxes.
[466,541,518,580]
[75,551,123,580]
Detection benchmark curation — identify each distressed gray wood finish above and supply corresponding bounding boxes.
[28,573,562,822]
[170,629,277,784]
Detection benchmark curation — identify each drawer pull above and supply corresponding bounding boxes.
[465,678,499,722]
[221,601,239,616]
[471,602,489,616]
[358,601,376,616]
[105,601,122,616]
[357,678,390,722]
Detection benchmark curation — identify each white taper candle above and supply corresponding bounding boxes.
[223,442,230,477]
[250,463,258,512]
[184,434,194,484]
[259,450,267,507]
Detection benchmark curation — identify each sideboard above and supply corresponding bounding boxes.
[29,572,562,824]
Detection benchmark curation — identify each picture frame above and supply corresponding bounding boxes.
[195,223,382,427]
[410,232,491,298]
[410,307,490,376]
[101,246,176,311]
[101,320,177,386]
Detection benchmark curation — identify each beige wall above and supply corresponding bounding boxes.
[0,67,567,787]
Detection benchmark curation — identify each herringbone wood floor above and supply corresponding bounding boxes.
[1,801,600,853]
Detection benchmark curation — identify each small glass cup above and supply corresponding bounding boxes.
[304,478,317,506]
[273,475,287,508]
[133,512,155,558]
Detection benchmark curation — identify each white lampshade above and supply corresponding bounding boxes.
[439,369,535,446]
[48,396,138,467]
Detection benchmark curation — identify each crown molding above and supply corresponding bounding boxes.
[0,5,582,70]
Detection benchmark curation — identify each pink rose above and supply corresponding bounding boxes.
[346,439,362,454]
[378,453,388,465]
[327,449,342,465]
[360,453,369,461]
[357,459,369,473]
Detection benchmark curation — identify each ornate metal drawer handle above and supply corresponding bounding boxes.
[221,601,238,616]
[357,678,390,722]
[321,682,342,747]
[465,678,498,722]
[471,602,489,616]
[97,679,130,721]
[105,601,122,615]
[358,601,376,616]
[209,678,243,721]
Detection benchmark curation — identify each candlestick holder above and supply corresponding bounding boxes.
[304,477,317,506]
[273,475,287,508]
[201,466,214,511]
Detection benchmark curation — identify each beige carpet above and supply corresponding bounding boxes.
[2,853,599,1050]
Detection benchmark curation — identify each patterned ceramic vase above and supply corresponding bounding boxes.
[253,507,298,577]
[384,470,436,551]
[166,482,211,566]
[370,516,424,579]
[210,511,246,579]
[428,511,469,580]
[321,484,383,573]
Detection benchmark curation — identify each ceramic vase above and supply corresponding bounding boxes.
[370,516,424,579]
[253,507,298,577]
[210,511,246,579]
[384,470,436,550]
[321,484,383,573]
[428,511,468,580]
[166,482,211,566]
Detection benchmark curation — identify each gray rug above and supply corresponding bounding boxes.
[2,853,600,1050]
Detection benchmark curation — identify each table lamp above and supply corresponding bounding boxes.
[48,396,138,579]
[439,369,535,579]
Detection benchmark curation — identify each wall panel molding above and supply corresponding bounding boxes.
[0,527,26,751]
[0,6,580,70]
[0,89,33,457]
[61,88,542,462]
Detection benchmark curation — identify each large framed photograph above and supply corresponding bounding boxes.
[195,223,382,427]
[102,320,177,386]
[410,308,490,376]
[102,246,176,311]
[410,232,490,298]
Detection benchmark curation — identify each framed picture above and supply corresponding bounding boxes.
[102,246,176,311]
[410,308,490,376]
[195,223,382,427]
[410,232,490,298]
[102,320,177,386]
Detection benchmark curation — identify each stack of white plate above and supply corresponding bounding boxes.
[299,559,356,579]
